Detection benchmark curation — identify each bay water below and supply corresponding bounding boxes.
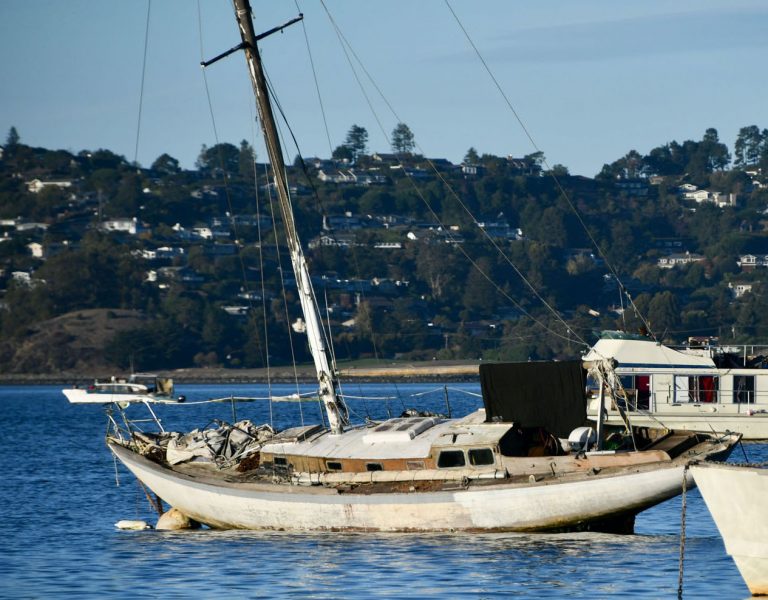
[0,383,761,598]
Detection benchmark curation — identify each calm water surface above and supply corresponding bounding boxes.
[0,384,762,599]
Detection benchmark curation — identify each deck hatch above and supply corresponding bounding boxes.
[363,417,441,444]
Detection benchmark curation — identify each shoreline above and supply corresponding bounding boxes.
[0,362,482,386]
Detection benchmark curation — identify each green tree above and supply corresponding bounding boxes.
[391,122,415,155]
[734,125,763,167]
[546,164,569,177]
[343,124,368,161]
[462,258,497,316]
[109,172,142,216]
[701,128,730,171]
[196,142,239,176]
[5,126,19,147]
[238,139,256,178]
[647,291,680,337]
[331,144,354,162]
[463,147,479,164]
[151,153,180,175]
[415,242,455,299]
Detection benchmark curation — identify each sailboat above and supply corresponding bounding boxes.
[93,0,740,533]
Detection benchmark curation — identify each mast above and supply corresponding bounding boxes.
[231,0,348,433]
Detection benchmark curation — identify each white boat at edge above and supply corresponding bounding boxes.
[585,333,768,440]
[691,463,768,596]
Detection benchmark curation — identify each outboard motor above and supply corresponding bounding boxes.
[567,426,597,453]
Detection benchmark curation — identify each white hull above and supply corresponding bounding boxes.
[691,463,768,596]
[63,388,178,405]
[63,388,154,404]
[110,441,693,532]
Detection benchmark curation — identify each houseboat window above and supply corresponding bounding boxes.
[326,461,343,471]
[619,375,651,410]
[734,375,755,404]
[468,448,494,466]
[688,375,720,403]
[678,375,719,403]
[366,463,383,471]
[586,373,600,395]
[406,460,425,470]
[437,450,466,468]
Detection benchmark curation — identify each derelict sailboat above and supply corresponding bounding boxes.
[97,0,739,533]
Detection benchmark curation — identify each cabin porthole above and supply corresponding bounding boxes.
[437,450,466,468]
[468,448,495,466]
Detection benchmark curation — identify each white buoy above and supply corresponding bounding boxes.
[156,508,200,531]
[115,520,152,530]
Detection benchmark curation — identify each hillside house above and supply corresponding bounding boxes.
[308,232,360,249]
[477,221,524,241]
[323,214,364,231]
[100,217,147,235]
[27,242,43,258]
[737,255,768,269]
[657,252,705,269]
[680,187,737,208]
[729,281,755,299]
[615,179,649,196]
[15,221,48,232]
[26,179,72,194]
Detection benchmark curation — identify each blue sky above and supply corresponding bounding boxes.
[1,0,767,176]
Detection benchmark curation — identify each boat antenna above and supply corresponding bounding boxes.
[204,0,348,434]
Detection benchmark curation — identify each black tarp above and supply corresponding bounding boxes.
[479,360,587,438]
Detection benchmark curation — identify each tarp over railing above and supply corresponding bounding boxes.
[479,360,587,438]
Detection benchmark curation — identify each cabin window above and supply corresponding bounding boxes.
[619,375,651,410]
[326,461,343,471]
[366,463,383,471]
[734,375,755,404]
[406,460,425,470]
[273,456,287,466]
[468,448,495,466]
[437,450,466,468]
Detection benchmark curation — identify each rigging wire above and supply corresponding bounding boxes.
[294,0,335,157]
[251,146,276,428]
[318,1,587,348]
[199,0,281,424]
[261,6,411,413]
[263,163,310,427]
[133,0,152,165]
[443,0,656,340]
[261,69,341,372]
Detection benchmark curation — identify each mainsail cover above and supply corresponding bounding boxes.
[479,361,587,438]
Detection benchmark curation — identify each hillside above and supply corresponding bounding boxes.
[1,125,768,375]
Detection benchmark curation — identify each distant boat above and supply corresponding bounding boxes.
[690,462,768,596]
[585,332,768,440]
[78,0,743,534]
[63,374,181,405]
